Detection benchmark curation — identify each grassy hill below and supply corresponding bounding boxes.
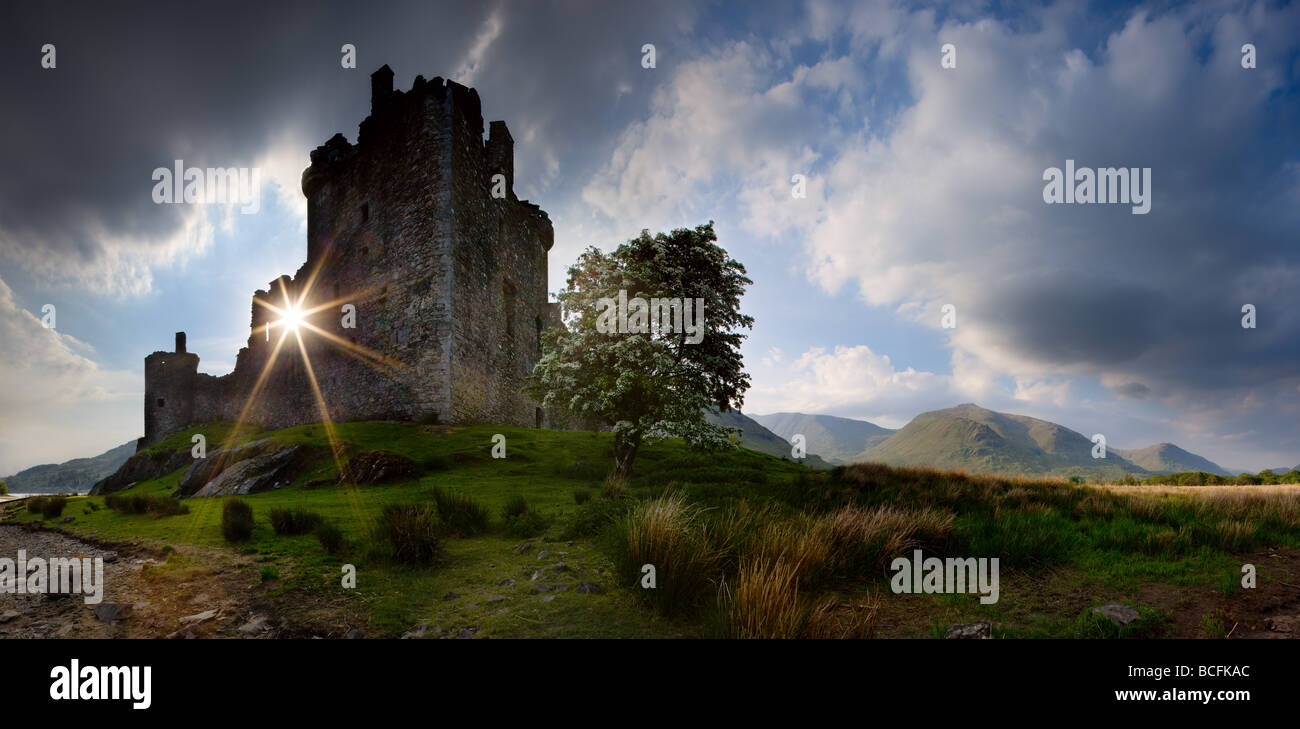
[857,404,1147,480]
[703,409,835,469]
[6,420,1299,639]
[750,412,894,465]
[1113,443,1230,476]
[2,440,135,494]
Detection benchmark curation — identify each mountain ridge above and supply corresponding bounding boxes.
[749,412,895,465]
[1112,443,1230,476]
[856,403,1147,479]
[703,409,834,469]
[2,441,136,494]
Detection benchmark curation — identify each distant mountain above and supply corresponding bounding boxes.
[704,409,834,469]
[1111,443,1230,476]
[1,441,136,494]
[750,412,894,465]
[855,403,1148,480]
[1256,467,1300,475]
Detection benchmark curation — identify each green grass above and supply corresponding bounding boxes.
[17,421,803,637]
[16,421,1298,639]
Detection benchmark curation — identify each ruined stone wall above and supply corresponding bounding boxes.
[138,67,556,449]
[448,108,555,426]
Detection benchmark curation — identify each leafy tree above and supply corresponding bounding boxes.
[529,222,754,477]
[0,479,7,496]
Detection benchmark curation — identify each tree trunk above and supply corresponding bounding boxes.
[612,430,642,479]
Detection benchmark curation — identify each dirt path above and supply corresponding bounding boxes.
[0,524,281,639]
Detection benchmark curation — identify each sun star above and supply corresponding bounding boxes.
[278,304,303,333]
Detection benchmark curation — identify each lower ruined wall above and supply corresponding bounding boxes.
[149,342,427,449]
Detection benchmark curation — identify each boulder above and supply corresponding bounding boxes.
[945,621,992,639]
[178,439,305,497]
[183,445,310,498]
[93,603,131,623]
[237,616,271,635]
[1092,602,1140,627]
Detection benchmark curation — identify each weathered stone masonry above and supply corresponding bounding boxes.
[139,66,558,450]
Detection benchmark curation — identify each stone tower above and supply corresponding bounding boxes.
[138,66,557,449]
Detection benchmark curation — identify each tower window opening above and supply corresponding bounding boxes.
[156,398,165,408]
[503,280,517,339]
[360,202,370,223]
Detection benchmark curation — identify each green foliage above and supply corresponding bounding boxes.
[221,499,255,543]
[431,486,490,537]
[601,474,629,500]
[503,510,550,538]
[372,503,443,565]
[105,493,188,518]
[419,454,451,472]
[554,460,609,481]
[1141,469,1300,486]
[15,419,1294,639]
[0,479,7,496]
[259,565,279,582]
[499,493,548,537]
[611,494,723,616]
[270,507,323,536]
[501,494,530,519]
[958,510,1084,567]
[27,495,67,519]
[562,497,633,540]
[1201,608,1229,638]
[315,521,346,555]
[527,222,754,476]
[572,488,594,505]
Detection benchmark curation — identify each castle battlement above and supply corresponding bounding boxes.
[139,67,558,449]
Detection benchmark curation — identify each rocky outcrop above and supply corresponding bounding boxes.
[89,447,194,496]
[339,450,416,485]
[177,439,276,496]
[177,439,311,498]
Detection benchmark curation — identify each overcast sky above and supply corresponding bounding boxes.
[1,0,1298,475]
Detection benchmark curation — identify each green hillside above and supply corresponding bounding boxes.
[750,412,894,465]
[703,409,834,469]
[1112,443,1230,476]
[10,421,1300,636]
[2,440,135,493]
[857,404,1147,480]
[8,419,1297,640]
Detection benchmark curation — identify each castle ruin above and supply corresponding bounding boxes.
[140,66,557,450]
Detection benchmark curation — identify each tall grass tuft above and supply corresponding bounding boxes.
[373,503,443,564]
[315,520,346,556]
[105,493,188,518]
[614,493,721,616]
[270,507,324,536]
[221,499,255,543]
[26,495,67,519]
[431,487,490,537]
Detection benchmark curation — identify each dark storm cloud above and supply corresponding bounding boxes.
[0,0,696,292]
